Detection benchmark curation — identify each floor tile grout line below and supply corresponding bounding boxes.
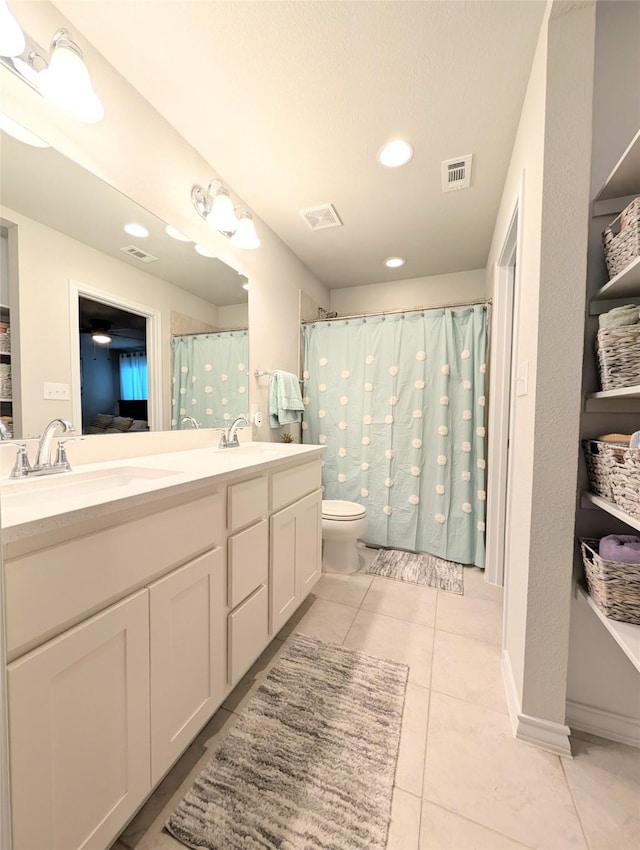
[418,798,539,850]
[559,754,592,850]
[419,587,440,847]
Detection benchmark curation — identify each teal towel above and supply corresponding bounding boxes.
[269,370,305,428]
[599,304,640,329]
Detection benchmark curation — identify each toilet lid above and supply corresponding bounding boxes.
[322,499,367,520]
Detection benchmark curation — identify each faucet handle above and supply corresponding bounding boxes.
[218,431,228,449]
[55,437,83,470]
[10,443,32,478]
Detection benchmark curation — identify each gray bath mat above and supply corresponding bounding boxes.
[165,633,408,850]
[365,548,464,594]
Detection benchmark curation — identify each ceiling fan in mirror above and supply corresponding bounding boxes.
[80,319,145,348]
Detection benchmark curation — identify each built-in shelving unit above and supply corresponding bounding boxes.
[578,125,640,688]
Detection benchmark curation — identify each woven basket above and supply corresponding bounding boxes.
[580,539,640,625]
[603,196,640,279]
[582,439,627,501]
[596,324,640,390]
[611,447,640,520]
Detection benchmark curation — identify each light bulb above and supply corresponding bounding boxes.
[231,213,261,250]
[207,188,239,233]
[38,31,104,123]
[0,1,26,58]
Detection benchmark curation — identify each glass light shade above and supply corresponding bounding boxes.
[378,139,414,168]
[0,1,26,58]
[231,213,261,250]
[38,37,104,123]
[0,112,49,147]
[92,332,111,344]
[207,188,239,233]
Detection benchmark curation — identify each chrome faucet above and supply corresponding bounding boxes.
[179,416,199,429]
[219,414,250,449]
[9,419,76,478]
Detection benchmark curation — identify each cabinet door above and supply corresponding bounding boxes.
[270,488,322,635]
[295,489,322,597]
[8,590,150,850]
[148,547,225,785]
[228,584,269,685]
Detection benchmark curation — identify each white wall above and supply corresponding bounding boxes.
[1,0,329,444]
[486,0,596,733]
[1,205,220,435]
[330,269,486,316]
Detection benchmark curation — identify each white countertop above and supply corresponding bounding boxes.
[0,442,324,543]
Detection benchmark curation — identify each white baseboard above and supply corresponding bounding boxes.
[502,651,573,757]
[566,699,640,748]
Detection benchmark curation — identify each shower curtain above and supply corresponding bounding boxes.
[171,331,248,429]
[302,306,489,567]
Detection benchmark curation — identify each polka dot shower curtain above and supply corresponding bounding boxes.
[171,331,248,429]
[301,306,489,567]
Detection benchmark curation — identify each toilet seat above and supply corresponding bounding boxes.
[322,499,367,521]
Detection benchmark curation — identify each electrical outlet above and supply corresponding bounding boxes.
[43,382,70,400]
[253,412,263,427]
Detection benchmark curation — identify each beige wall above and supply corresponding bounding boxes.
[329,269,486,316]
[2,205,222,435]
[486,0,596,727]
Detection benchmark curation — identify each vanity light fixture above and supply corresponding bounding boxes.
[385,257,406,269]
[124,223,149,238]
[0,0,26,58]
[191,180,261,249]
[0,22,104,124]
[231,211,261,250]
[165,224,191,242]
[378,139,414,168]
[0,111,49,147]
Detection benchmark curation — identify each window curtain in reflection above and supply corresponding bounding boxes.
[301,306,489,567]
[171,331,248,428]
[119,352,148,399]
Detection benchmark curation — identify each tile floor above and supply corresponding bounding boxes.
[111,548,640,850]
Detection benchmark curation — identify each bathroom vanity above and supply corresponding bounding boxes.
[0,440,323,850]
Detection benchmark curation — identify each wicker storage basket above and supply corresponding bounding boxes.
[596,324,640,391]
[602,196,640,279]
[580,539,640,625]
[611,446,640,520]
[582,439,627,501]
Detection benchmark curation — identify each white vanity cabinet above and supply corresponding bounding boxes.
[270,462,322,635]
[7,590,151,850]
[1,446,324,850]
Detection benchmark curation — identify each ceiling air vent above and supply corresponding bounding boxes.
[442,155,473,192]
[299,204,343,231]
[120,245,158,263]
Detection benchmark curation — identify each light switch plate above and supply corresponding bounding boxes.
[43,382,70,400]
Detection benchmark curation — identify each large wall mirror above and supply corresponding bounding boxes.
[0,128,248,438]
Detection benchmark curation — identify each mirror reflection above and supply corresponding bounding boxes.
[0,128,248,437]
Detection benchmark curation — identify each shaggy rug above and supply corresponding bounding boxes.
[165,633,408,850]
[365,547,464,594]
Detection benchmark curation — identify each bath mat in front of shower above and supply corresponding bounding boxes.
[365,548,464,594]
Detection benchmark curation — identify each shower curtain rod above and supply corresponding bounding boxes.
[171,327,248,337]
[301,297,492,324]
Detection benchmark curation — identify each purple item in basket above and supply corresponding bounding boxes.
[599,535,640,564]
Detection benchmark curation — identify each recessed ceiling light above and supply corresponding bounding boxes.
[165,224,191,242]
[378,140,413,168]
[195,243,216,258]
[124,223,149,238]
[385,257,406,269]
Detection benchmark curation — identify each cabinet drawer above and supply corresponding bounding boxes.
[228,519,268,609]
[5,491,225,660]
[228,476,268,532]
[271,461,321,512]
[228,584,268,685]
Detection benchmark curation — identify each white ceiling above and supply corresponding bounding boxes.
[53,0,545,289]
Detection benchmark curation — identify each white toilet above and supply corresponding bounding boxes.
[321,500,368,574]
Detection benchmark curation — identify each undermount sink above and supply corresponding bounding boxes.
[1,466,179,505]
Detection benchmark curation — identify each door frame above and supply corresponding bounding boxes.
[69,281,162,432]
[485,173,524,587]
